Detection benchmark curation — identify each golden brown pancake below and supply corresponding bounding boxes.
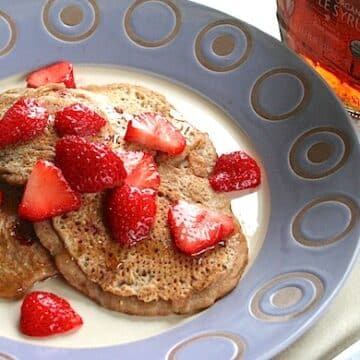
[0,83,248,314]
[0,183,56,299]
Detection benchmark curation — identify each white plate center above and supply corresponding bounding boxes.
[0,66,270,348]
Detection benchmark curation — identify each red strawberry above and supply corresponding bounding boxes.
[168,200,235,256]
[115,150,144,174]
[0,98,49,149]
[55,136,126,193]
[116,150,160,190]
[105,184,157,246]
[18,160,81,221]
[0,191,3,206]
[26,61,76,88]
[124,112,186,155]
[54,104,106,136]
[54,103,107,137]
[209,151,261,192]
[20,291,83,337]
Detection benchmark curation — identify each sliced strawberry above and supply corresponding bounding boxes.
[209,151,261,192]
[105,184,157,246]
[54,103,107,137]
[26,61,76,88]
[20,291,83,337]
[124,112,186,155]
[55,136,126,193]
[115,150,144,175]
[0,98,49,149]
[116,150,160,190]
[219,215,236,239]
[168,200,235,256]
[125,153,160,190]
[18,160,81,221]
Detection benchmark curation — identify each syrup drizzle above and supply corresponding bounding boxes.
[12,219,38,246]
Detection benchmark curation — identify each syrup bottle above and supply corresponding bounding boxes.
[277,0,360,121]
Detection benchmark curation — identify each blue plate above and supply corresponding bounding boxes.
[0,1,359,359]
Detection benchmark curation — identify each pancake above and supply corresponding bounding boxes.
[0,83,217,184]
[35,164,247,315]
[0,82,248,314]
[0,84,115,186]
[0,183,56,299]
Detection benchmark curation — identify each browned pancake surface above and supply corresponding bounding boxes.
[0,183,56,299]
[0,83,249,314]
[0,84,115,185]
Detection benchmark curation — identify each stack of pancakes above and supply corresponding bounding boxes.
[0,83,248,315]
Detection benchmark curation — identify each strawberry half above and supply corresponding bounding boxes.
[115,150,144,174]
[20,291,83,337]
[105,184,157,246]
[116,150,160,190]
[18,160,81,221]
[209,151,261,192]
[124,112,186,155]
[54,103,107,137]
[55,136,126,193]
[26,61,76,88]
[0,98,49,149]
[168,200,235,256]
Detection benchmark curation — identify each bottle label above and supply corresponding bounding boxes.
[277,0,360,113]
[282,0,360,74]
[317,0,360,31]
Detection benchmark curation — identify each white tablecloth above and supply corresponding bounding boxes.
[194,1,360,359]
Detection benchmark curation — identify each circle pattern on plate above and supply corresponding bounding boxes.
[251,68,310,120]
[60,5,84,26]
[43,0,100,42]
[195,19,252,72]
[289,127,350,179]
[271,286,303,308]
[124,0,181,48]
[212,34,236,56]
[307,141,334,163]
[0,10,16,56]
[250,272,324,322]
[292,195,359,247]
[167,332,245,360]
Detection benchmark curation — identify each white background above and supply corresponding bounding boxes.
[193,0,279,39]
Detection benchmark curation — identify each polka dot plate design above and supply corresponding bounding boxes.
[0,1,359,360]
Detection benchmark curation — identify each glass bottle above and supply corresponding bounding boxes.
[277,0,360,121]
